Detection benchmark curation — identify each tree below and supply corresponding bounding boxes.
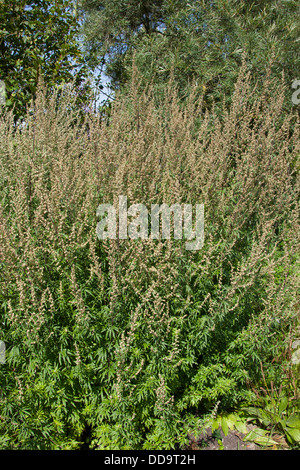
[79,0,176,87]
[79,0,300,111]
[0,0,90,121]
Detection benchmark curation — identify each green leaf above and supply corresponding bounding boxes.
[244,428,267,441]
[253,436,278,447]
[285,428,300,443]
[285,415,300,429]
[224,413,238,431]
[244,428,277,446]
[217,439,224,450]
[242,406,272,427]
[211,417,221,432]
[278,397,288,415]
[242,406,261,417]
[221,416,229,437]
[234,420,248,434]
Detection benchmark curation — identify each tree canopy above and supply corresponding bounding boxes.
[0,0,89,121]
[79,0,300,110]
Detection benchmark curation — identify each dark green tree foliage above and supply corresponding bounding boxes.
[79,0,170,85]
[0,0,89,121]
[80,0,300,110]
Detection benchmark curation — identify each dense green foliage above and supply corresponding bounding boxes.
[79,0,300,111]
[0,0,89,121]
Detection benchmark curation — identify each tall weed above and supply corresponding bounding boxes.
[0,63,299,449]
